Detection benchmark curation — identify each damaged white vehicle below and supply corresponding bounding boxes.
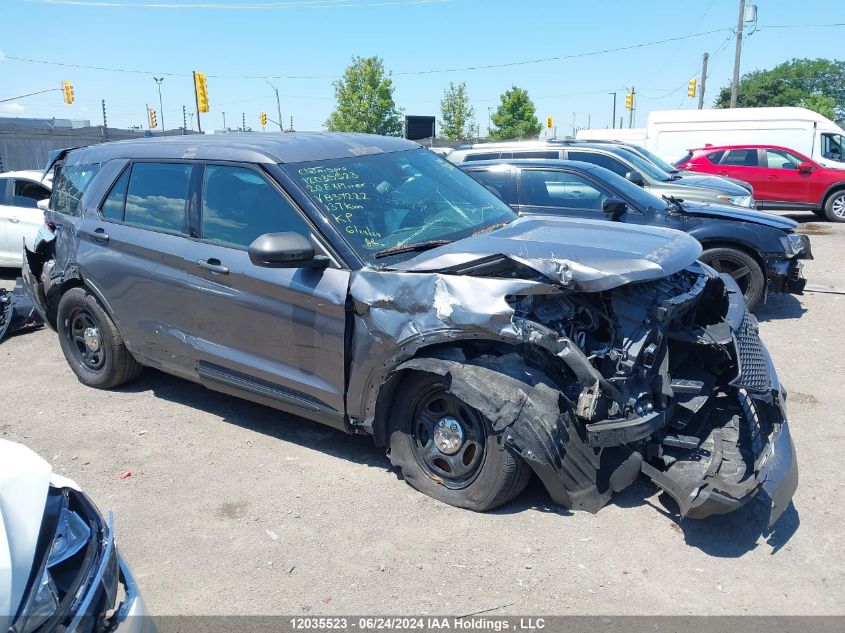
[0,440,153,633]
[23,135,797,525]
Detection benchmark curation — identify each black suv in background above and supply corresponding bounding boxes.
[461,159,811,310]
[22,134,797,525]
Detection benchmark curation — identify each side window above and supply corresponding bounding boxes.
[52,164,100,216]
[520,169,609,210]
[101,168,130,221]
[201,165,311,248]
[567,151,629,177]
[765,149,803,170]
[821,133,843,160]
[464,152,501,162]
[124,163,192,233]
[721,149,758,167]
[512,150,560,159]
[704,150,725,164]
[14,180,51,203]
[466,170,515,204]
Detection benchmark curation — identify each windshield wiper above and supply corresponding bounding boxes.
[472,220,512,236]
[374,239,453,259]
[662,195,686,212]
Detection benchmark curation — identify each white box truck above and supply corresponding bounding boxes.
[576,106,845,169]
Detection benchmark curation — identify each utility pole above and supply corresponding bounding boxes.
[145,103,150,130]
[182,105,187,134]
[266,80,284,132]
[730,0,746,108]
[698,52,709,110]
[609,92,617,129]
[192,70,203,133]
[222,111,227,131]
[102,99,109,142]
[242,112,246,131]
[154,77,165,132]
[628,86,635,129]
[189,112,195,131]
[289,116,294,132]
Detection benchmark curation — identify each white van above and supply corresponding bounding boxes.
[577,107,845,169]
[574,127,647,146]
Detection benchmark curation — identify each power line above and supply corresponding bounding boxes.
[30,0,453,9]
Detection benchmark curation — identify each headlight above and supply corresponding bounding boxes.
[717,194,754,208]
[780,234,804,256]
[13,488,117,633]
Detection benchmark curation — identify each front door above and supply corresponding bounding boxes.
[182,163,350,428]
[757,148,813,203]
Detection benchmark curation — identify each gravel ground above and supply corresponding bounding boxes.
[2,213,843,616]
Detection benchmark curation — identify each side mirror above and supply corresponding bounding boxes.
[602,198,628,222]
[248,232,329,269]
[797,161,813,174]
[625,170,645,187]
[37,199,50,211]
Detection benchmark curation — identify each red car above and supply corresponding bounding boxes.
[676,144,845,222]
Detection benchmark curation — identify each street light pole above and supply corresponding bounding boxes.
[153,77,165,132]
[609,92,617,129]
[266,80,283,132]
[730,0,746,108]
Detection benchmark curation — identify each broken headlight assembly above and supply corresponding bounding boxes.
[12,487,120,633]
[780,233,806,257]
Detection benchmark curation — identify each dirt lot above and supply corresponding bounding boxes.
[2,213,844,616]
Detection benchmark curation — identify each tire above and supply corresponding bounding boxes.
[388,371,532,512]
[823,189,845,223]
[700,247,766,311]
[56,287,142,389]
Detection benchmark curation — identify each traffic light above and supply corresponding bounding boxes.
[625,92,634,110]
[546,116,554,129]
[260,112,267,126]
[148,108,158,129]
[688,78,697,98]
[62,80,74,105]
[194,71,209,113]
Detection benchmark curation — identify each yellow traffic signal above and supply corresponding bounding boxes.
[194,71,209,113]
[260,112,267,126]
[546,116,554,129]
[625,92,634,110]
[148,108,158,129]
[688,78,697,98]
[62,80,74,105]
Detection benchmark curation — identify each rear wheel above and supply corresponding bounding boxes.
[57,287,142,389]
[700,247,766,311]
[389,371,531,511]
[824,190,845,223]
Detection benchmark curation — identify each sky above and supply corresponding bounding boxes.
[1,0,843,135]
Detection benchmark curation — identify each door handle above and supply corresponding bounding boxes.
[196,258,229,275]
[8,218,20,224]
[93,227,109,243]
[717,171,729,176]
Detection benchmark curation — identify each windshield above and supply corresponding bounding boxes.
[630,145,680,174]
[582,163,670,211]
[284,149,516,264]
[614,147,674,181]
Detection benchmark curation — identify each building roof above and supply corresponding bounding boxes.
[64,132,420,166]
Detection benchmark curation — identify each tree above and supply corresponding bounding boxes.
[488,86,542,141]
[440,82,476,141]
[325,56,403,136]
[799,94,838,120]
[715,58,845,121]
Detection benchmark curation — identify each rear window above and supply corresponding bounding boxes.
[675,152,693,166]
[511,150,560,159]
[720,149,758,167]
[705,150,726,164]
[464,152,502,162]
[51,163,100,216]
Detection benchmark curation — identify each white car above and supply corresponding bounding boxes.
[0,440,154,633]
[0,170,52,267]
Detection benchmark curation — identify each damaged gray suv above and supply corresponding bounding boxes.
[24,134,797,525]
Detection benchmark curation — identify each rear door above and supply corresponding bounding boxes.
[7,178,51,257]
[80,161,199,376]
[462,168,516,206]
[712,148,768,195]
[181,163,351,428]
[758,148,813,203]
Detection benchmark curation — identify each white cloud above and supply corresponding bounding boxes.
[0,103,25,113]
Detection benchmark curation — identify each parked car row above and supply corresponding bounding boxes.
[0,170,52,267]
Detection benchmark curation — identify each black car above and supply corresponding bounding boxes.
[461,159,811,310]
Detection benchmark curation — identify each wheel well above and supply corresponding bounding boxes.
[698,240,767,279]
[823,185,845,208]
[370,340,566,447]
[46,278,83,329]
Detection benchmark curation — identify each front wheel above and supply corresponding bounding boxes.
[700,247,766,311]
[823,190,845,223]
[388,371,531,511]
[56,287,142,389]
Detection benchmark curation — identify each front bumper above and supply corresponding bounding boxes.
[766,255,809,296]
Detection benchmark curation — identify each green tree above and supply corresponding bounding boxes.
[799,94,838,120]
[325,56,403,136]
[715,58,845,120]
[440,82,476,141]
[489,86,542,141]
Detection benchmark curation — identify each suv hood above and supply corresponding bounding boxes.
[0,440,53,629]
[391,216,702,292]
[680,201,798,231]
